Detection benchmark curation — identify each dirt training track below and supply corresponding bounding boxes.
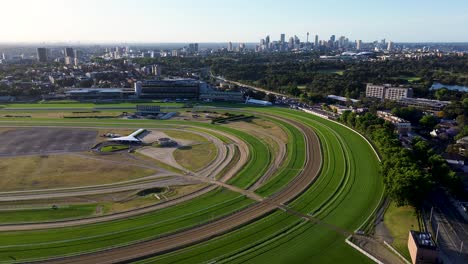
[38,119,322,264]
[0,128,97,157]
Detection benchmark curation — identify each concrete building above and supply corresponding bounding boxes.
[64,47,74,58]
[65,88,126,100]
[357,40,362,50]
[135,79,200,99]
[408,231,438,264]
[37,48,48,62]
[377,111,412,135]
[397,98,450,112]
[366,84,413,101]
[385,87,413,100]
[387,41,394,51]
[136,105,161,115]
[366,84,387,99]
[152,65,162,76]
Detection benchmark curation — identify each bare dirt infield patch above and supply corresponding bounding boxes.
[0,128,97,157]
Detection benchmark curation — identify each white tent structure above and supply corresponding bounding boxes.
[108,129,146,143]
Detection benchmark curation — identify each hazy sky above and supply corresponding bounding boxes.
[1,0,467,43]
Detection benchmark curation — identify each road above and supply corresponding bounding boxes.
[34,118,322,264]
[426,191,468,264]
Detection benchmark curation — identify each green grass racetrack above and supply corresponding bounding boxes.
[0,106,383,263]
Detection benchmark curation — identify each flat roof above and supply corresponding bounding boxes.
[66,88,123,94]
[108,128,146,142]
[327,95,360,103]
[410,230,437,250]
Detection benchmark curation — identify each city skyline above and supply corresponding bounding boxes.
[0,0,467,43]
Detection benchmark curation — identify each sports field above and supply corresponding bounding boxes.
[0,104,383,263]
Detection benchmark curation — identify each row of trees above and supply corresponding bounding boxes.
[210,54,468,100]
[339,111,463,207]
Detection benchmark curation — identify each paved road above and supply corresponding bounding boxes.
[426,191,468,264]
[35,118,323,264]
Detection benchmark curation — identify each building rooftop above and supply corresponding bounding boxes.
[410,231,437,250]
[66,88,123,94]
[327,94,360,103]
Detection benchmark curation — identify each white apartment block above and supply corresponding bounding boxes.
[366,84,413,101]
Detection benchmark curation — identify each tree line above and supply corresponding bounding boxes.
[339,111,463,207]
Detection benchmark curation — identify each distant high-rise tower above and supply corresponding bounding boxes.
[280,34,285,43]
[357,40,362,50]
[307,32,310,44]
[387,41,394,51]
[37,48,48,62]
[314,35,319,47]
[65,47,74,58]
[152,65,162,76]
[228,42,233,52]
[265,35,270,46]
[288,37,294,49]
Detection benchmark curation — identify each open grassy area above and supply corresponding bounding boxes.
[0,205,96,224]
[162,129,209,142]
[316,69,345,75]
[0,189,254,262]
[384,201,421,260]
[173,143,218,172]
[0,107,383,263]
[100,144,130,152]
[0,154,156,191]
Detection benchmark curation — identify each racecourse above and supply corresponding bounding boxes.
[0,105,383,264]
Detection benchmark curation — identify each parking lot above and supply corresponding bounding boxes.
[0,128,98,156]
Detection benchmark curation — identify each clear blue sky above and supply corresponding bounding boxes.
[1,0,467,43]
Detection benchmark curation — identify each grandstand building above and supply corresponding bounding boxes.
[135,79,200,99]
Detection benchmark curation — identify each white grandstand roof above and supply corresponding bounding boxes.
[108,128,146,142]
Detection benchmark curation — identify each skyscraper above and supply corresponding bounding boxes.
[314,35,319,47]
[356,40,362,50]
[265,35,270,46]
[228,42,233,52]
[65,47,74,58]
[37,48,48,62]
[387,41,394,51]
[288,37,294,49]
[280,34,285,43]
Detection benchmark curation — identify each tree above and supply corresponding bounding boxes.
[435,88,448,100]
[419,115,438,130]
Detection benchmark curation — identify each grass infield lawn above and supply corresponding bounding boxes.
[384,201,421,260]
[173,143,218,172]
[162,130,210,143]
[0,154,156,191]
[0,205,96,224]
[100,145,130,152]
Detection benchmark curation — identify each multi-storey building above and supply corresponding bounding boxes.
[366,84,413,101]
[37,48,48,62]
[385,87,413,100]
[135,79,200,99]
